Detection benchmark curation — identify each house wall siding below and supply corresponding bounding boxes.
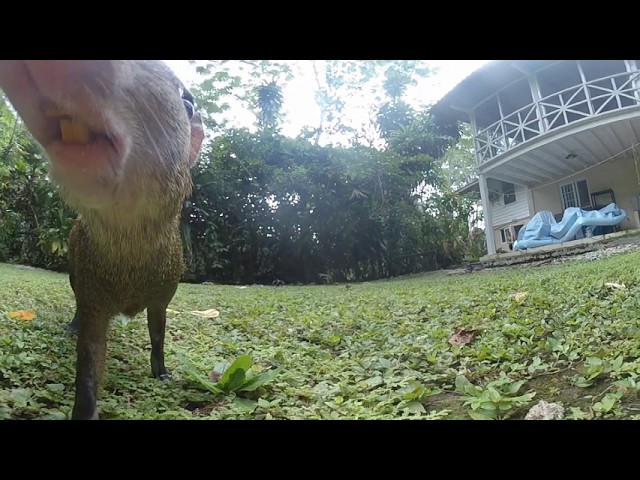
[491,184,531,226]
[531,156,640,229]
[489,184,532,251]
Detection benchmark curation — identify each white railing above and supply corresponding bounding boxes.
[474,70,640,165]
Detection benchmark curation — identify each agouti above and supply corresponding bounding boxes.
[0,60,205,420]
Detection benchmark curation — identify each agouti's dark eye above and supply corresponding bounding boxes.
[183,99,194,119]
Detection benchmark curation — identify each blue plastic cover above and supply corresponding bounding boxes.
[513,203,627,250]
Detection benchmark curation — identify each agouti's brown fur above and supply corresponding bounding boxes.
[0,60,205,420]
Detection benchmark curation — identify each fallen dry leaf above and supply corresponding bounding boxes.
[209,370,223,382]
[8,310,36,321]
[448,328,478,347]
[189,309,220,318]
[166,309,181,314]
[604,282,626,290]
[512,292,528,303]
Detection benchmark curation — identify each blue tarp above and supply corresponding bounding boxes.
[513,203,627,250]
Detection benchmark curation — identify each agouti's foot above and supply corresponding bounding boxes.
[66,315,80,334]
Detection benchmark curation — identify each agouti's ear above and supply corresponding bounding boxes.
[189,113,204,166]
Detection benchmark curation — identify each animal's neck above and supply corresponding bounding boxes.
[79,203,182,259]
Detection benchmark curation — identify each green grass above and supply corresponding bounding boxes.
[2,251,640,420]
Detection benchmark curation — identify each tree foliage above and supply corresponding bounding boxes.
[439,123,477,190]
[181,128,473,284]
[0,99,75,269]
[255,81,284,132]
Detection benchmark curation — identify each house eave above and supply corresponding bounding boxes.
[431,60,559,123]
[455,179,480,195]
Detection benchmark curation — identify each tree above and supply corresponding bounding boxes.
[190,60,295,135]
[311,61,436,147]
[255,81,284,132]
[439,123,477,190]
[0,98,75,268]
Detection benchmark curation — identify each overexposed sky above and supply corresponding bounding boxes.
[164,60,489,140]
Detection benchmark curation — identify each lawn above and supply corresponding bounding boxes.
[2,250,640,420]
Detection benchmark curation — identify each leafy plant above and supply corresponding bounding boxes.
[180,354,280,395]
[455,373,536,420]
[570,355,628,388]
[591,391,624,417]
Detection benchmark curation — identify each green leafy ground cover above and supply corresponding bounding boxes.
[2,251,640,420]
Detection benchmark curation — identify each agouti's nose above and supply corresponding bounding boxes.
[24,60,117,98]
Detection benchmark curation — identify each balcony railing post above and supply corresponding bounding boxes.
[577,62,594,115]
[528,74,548,135]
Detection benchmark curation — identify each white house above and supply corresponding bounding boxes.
[433,60,640,256]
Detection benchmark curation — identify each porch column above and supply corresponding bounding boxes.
[479,174,496,255]
[527,188,535,215]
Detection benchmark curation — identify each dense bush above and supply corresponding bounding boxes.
[0,103,75,271]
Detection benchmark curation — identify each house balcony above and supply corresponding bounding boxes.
[472,67,640,187]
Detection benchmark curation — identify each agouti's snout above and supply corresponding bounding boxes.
[0,60,204,211]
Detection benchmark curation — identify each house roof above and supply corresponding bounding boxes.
[431,60,558,123]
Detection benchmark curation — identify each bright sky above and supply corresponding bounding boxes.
[164,60,489,140]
